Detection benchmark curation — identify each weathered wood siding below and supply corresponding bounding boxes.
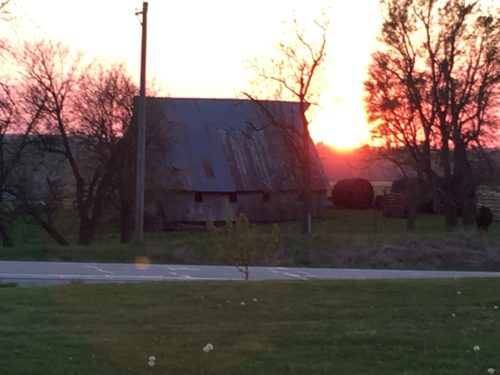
[153,191,326,224]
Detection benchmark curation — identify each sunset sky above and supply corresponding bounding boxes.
[2,0,382,150]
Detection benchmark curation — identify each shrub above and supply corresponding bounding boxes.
[207,214,281,279]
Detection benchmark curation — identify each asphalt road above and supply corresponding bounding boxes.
[1,261,500,286]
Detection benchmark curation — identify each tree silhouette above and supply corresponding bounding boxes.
[245,14,329,234]
[0,0,10,21]
[71,63,137,244]
[0,11,69,246]
[365,0,499,229]
[17,40,137,245]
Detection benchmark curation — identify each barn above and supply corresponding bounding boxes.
[138,97,329,226]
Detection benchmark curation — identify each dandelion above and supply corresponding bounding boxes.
[252,298,258,302]
[202,343,214,353]
[147,355,156,367]
[473,345,480,351]
[487,368,495,374]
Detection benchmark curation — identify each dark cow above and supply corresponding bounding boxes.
[476,206,493,232]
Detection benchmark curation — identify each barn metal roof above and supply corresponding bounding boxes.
[143,97,328,193]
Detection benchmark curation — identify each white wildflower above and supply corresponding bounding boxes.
[240,301,246,306]
[451,313,456,317]
[202,343,214,353]
[457,291,462,295]
[487,368,495,374]
[148,360,155,367]
[494,305,498,310]
[148,355,156,361]
[252,298,258,302]
[473,345,480,351]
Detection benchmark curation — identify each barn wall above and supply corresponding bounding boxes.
[151,193,231,223]
[239,192,302,222]
[152,191,326,224]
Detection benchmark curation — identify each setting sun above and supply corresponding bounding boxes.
[308,0,380,151]
[309,103,371,151]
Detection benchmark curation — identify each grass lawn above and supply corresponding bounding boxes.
[1,278,499,374]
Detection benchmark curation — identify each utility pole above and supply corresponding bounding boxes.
[135,1,148,244]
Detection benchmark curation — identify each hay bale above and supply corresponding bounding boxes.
[331,178,374,209]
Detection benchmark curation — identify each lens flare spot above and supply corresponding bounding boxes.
[134,256,151,270]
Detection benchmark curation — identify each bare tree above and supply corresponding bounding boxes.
[365,0,499,229]
[72,63,137,244]
[0,76,71,246]
[0,6,70,246]
[0,0,11,21]
[245,15,329,234]
[0,10,70,247]
[17,40,137,245]
[16,40,90,243]
[0,82,29,247]
[0,0,11,64]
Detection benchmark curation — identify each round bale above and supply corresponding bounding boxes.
[331,178,374,209]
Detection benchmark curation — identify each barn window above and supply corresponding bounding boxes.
[262,192,270,202]
[195,192,203,203]
[229,193,237,203]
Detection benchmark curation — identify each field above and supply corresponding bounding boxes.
[1,278,499,374]
[2,209,500,271]
[3,207,500,374]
